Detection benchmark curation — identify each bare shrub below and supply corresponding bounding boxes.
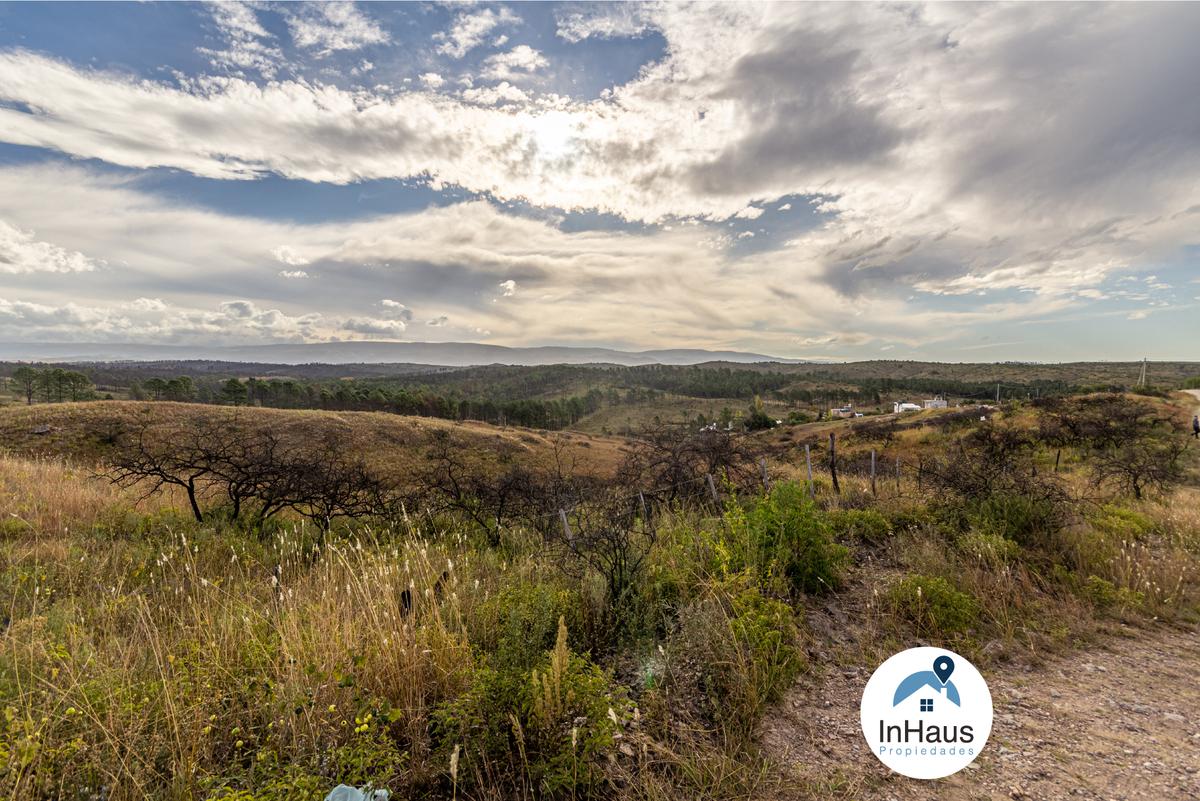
[104,417,395,529]
[617,424,764,503]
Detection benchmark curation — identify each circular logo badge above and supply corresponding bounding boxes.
[860,647,992,779]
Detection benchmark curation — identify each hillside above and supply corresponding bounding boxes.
[0,401,631,481]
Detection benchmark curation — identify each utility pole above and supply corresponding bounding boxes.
[995,383,1000,404]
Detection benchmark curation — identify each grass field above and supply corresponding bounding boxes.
[1,393,1197,800]
[0,401,631,482]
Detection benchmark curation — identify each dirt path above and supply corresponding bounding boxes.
[762,625,1200,800]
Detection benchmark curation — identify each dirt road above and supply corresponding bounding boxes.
[762,625,1200,800]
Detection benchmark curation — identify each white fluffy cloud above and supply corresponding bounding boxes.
[0,220,100,274]
[480,45,547,81]
[0,295,322,343]
[1,4,1198,355]
[461,81,528,106]
[341,316,406,337]
[200,1,282,77]
[379,299,413,321]
[435,7,519,59]
[0,162,1154,354]
[556,5,656,43]
[271,245,310,266]
[419,72,445,89]
[285,2,388,55]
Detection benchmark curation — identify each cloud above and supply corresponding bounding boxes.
[0,219,100,274]
[199,1,283,77]
[461,81,529,106]
[794,335,839,347]
[278,270,308,279]
[435,7,519,59]
[341,316,406,337]
[379,299,413,321]
[285,2,388,55]
[498,279,517,297]
[419,72,445,89]
[480,45,547,81]
[0,295,322,343]
[556,5,657,43]
[426,315,449,327]
[271,245,310,266]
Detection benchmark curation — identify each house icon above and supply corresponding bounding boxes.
[893,670,962,712]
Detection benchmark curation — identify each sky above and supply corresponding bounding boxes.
[0,1,1197,362]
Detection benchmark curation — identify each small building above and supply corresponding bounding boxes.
[923,396,948,409]
[893,401,923,414]
[830,405,857,419]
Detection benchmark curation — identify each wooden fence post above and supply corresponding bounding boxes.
[559,509,573,543]
[870,449,877,496]
[829,432,841,495]
[706,473,720,504]
[760,458,771,492]
[805,444,814,497]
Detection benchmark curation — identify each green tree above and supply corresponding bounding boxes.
[164,376,194,401]
[744,395,776,431]
[219,378,247,406]
[63,370,92,401]
[12,365,38,405]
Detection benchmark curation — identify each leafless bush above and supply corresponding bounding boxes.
[554,490,656,635]
[920,422,1074,543]
[1038,394,1190,499]
[617,424,764,503]
[418,431,604,543]
[104,417,395,529]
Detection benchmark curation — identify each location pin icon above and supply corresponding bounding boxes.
[933,655,955,685]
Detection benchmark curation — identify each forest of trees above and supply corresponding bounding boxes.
[6,366,97,404]
[4,359,1172,432]
[129,375,607,430]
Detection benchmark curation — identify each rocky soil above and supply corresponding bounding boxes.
[762,624,1200,800]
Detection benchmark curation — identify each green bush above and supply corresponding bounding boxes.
[827,508,892,544]
[964,492,1064,548]
[728,482,849,595]
[1082,575,1144,611]
[470,581,582,673]
[432,618,628,797]
[668,579,803,748]
[956,531,1020,568]
[1087,504,1155,542]
[887,507,932,534]
[886,575,979,640]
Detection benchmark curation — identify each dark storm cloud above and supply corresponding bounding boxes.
[686,31,907,196]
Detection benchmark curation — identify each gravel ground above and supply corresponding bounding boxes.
[761,624,1200,800]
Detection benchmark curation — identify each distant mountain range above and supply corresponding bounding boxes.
[0,341,803,367]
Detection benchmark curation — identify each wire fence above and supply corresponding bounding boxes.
[486,431,948,539]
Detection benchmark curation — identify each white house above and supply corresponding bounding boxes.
[923,397,948,409]
[893,401,923,414]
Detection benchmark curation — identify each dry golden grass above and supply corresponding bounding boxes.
[0,455,518,799]
[1,393,1197,800]
[0,401,631,483]
[0,453,179,537]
